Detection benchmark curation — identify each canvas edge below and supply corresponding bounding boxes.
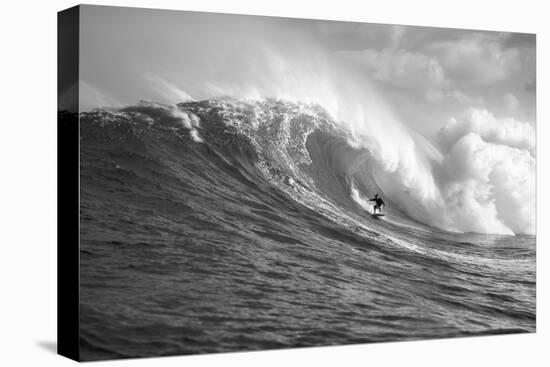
[57,4,81,362]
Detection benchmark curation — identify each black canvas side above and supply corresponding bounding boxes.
[57,5,80,362]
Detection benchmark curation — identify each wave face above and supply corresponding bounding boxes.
[77,99,535,360]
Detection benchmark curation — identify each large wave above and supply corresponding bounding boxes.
[81,96,534,236]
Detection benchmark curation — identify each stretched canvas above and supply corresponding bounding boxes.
[58,4,536,362]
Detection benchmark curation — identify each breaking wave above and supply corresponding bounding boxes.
[81,97,534,235]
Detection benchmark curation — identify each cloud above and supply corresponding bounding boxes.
[389,25,407,49]
[438,108,535,155]
[446,90,484,105]
[375,106,535,235]
[308,21,404,51]
[429,33,522,85]
[334,31,525,106]
[434,108,535,234]
[335,46,491,107]
[441,132,535,234]
[503,93,520,114]
[425,89,484,105]
[337,48,449,90]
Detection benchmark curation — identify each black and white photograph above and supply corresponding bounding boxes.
[5,0,550,366]
[60,3,537,363]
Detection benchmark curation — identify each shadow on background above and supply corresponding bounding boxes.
[37,341,57,354]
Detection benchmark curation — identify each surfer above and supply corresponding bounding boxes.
[369,194,385,214]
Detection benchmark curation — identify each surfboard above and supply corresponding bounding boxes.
[372,213,385,218]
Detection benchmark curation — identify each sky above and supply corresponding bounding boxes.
[73,5,536,234]
[76,5,536,139]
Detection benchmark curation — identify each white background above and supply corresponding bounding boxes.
[0,0,548,365]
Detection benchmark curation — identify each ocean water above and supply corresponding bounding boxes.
[77,99,535,361]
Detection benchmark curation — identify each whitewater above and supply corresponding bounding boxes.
[75,98,535,360]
